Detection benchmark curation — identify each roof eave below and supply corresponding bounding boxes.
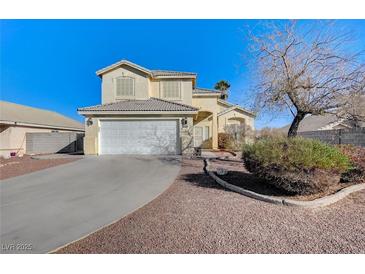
[78,110,198,116]
[193,93,221,97]
[152,75,197,79]
[96,60,152,77]
[218,106,256,118]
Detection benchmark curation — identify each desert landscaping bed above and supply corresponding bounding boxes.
[0,155,80,180]
[56,157,365,254]
[209,158,362,201]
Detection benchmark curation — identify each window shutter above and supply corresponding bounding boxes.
[116,77,134,97]
[162,81,180,99]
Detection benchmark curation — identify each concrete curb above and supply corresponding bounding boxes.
[204,158,365,208]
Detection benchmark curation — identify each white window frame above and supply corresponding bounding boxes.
[115,76,135,99]
[160,80,181,100]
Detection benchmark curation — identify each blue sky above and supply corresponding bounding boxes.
[1,20,365,128]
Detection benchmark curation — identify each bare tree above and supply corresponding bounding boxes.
[249,20,365,137]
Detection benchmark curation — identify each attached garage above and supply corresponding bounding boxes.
[99,120,179,155]
[78,97,198,156]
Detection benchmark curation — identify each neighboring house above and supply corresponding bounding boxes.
[0,101,84,157]
[280,114,365,134]
[78,60,255,155]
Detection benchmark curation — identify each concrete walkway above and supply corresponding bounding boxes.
[0,155,180,254]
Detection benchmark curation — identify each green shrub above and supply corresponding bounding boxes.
[242,137,351,195]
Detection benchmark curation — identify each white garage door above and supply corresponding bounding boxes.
[99,120,179,155]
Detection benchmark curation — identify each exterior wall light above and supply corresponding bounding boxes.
[86,118,93,126]
[181,118,188,128]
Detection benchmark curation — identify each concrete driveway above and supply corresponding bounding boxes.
[0,155,181,254]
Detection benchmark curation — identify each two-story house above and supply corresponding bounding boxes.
[78,60,255,155]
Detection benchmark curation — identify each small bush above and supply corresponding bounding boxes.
[218,133,231,149]
[242,137,351,195]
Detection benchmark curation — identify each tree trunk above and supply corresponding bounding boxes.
[288,112,306,137]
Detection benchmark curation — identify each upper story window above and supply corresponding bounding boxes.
[161,81,181,100]
[116,77,135,97]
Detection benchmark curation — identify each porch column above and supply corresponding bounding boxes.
[212,112,218,149]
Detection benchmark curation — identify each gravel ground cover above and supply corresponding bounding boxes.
[56,157,365,254]
[0,155,79,180]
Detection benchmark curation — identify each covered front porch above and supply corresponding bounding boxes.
[193,109,250,149]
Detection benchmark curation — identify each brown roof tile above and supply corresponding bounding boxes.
[78,97,198,112]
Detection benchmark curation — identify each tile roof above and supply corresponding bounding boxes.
[151,70,197,77]
[96,59,197,78]
[0,101,84,131]
[78,97,198,112]
[193,87,221,94]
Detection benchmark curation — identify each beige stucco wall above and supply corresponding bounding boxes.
[0,125,73,158]
[101,65,150,104]
[101,65,194,106]
[150,79,193,106]
[192,96,221,114]
[192,95,255,148]
[83,117,99,155]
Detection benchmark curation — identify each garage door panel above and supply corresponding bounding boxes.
[100,120,178,155]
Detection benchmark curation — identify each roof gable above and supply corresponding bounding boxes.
[218,103,256,117]
[96,59,197,79]
[96,60,151,76]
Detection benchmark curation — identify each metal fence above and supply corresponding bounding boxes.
[299,127,365,147]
